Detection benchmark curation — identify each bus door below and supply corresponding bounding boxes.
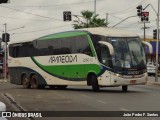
[99,44,113,85]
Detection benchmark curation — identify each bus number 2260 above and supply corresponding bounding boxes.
[83,58,89,62]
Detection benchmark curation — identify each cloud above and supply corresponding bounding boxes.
[0,0,157,41]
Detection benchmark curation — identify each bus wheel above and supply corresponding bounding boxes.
[30,75,39,89]
[122,85,128,92]
[57,85,67,90]
[91,75,99,92]
[38,85,45,89]
[22,75,30,89]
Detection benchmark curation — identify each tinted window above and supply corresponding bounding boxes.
[90,34,104,60]
[61,38,72,54]
[9,35,92,58]
[9,42,35,57]
[74,36,92,55]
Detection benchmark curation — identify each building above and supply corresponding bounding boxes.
[143,38,160,63]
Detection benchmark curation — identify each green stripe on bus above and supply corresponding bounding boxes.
[38,31,88,41]
[31,57,101,79]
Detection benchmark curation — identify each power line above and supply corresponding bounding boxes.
[3,1,94,7]
[109,14,123,20]
[99,0,146,15]
[124,22,139,26]
[109,0,146,15]
[13,24,72,35]
[110,7,137,15]
[107,14,139,27]
[0,15,54,21]
[116,26,140,28]
[3,0,107,7]
[112,15,137,28]
[0,6,63,21]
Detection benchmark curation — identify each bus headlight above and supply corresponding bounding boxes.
[116,74,121,77]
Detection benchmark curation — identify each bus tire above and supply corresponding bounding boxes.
[122,85,128,92]
[38,85,45,89]
[57,85,67,90]
[22,75,30,89]
[91,75,99,92]
[30,75,39,89]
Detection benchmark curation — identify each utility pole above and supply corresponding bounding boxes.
[106,13,108,27]
[142,22,149,41]
[4,23,7,80]
[94,0,96,16]
[2,24,24,80]
[155,0,160,82]
[144,22,146,41]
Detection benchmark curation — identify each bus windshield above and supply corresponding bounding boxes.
[90,34,146,69]
[109,37,146,69]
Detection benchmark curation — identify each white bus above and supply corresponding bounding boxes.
[8,27,152,92]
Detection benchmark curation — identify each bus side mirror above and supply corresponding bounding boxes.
[98,41,114,55]
[142,41,153,54]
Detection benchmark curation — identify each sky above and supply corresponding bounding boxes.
[0,0,158,42]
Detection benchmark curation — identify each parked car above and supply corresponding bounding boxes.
[147,62,160,76]
[0,102,7,120]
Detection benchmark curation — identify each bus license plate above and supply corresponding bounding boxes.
[130,80,136,84]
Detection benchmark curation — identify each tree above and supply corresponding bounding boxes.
[73,10,107,29]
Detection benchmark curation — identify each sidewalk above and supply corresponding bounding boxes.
[147,76,160,85]
[0,79,8,83]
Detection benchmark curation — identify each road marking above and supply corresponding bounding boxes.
[97,100,107,104]
[153,94,156,97]
[120,108,130,111]
[80,94,89,98]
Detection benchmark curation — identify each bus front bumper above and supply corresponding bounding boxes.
[110,73,148,86]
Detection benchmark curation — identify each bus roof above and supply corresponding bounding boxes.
[10,27,138,44]
[38,31,88,41]
[37,27,138,41]
[79,27,138,37]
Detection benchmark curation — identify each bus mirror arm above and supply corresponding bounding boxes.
[142,41,153,54]
[98,41,114,55]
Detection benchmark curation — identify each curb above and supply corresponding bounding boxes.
[0,80,8,83]
[147,81,160,85]
[0,79,9,83]
[1,93,34,120]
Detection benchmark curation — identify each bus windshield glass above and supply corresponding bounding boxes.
[90,34,146,69]
[109,37,146,69]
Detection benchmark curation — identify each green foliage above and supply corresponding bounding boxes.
[73,10,107,29]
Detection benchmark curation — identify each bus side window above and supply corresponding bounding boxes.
[61,38,71,54]
[9,46,14,57]
[75,36,93,56]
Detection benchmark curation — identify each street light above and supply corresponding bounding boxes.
[94,0,96,16]
[112,15,137,28]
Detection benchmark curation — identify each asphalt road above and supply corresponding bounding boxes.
[0,77,160,120]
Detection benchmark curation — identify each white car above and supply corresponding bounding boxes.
[147,62,160,76]
[147,62,157,76]
[0,102,7,120]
